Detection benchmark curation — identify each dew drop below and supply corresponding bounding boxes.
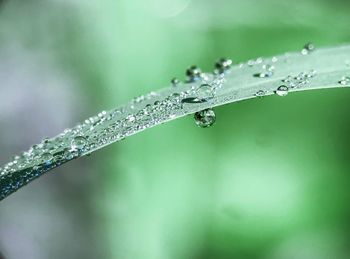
[41,153,53,165]
[253,64,274,78]
[248,57,263,67]
[271,56,278,63]
[253,72,270,78]
[71,136,87,152]
[215,58,232,74]
[196,83,214,100]
[186,65,202,82]
[338,76,350,85]
[275,85,289,97]
[255,90,267,97]
[263,64,274,71]
[301,42,315,55]
[63,148,74,160]
[194,108,216,128]
[181,97,207,104]
[127,115,136,123]
[171,78,180,87]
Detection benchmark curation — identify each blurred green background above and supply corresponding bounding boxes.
[0,0,350,258]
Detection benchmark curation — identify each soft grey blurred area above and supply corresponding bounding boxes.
[0,47,103,259]
[0,1,106,258]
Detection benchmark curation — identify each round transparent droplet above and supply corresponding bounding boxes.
[194,108,216,128]
[255,90,267,97]
[186,66,202,82]
[301,43,315,55]
[215,58,233,74]
[171,78,180,87]
[127,115,136,123]
[263,64,274,72]
[63,148,74,160]
[196,83,214,100]
[71,136,87,152]
[41,153,53,165]
[338,76,350,85]
[275,85,289,97]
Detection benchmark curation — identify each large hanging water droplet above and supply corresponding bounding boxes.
[71,136,87,152]
[301,43,315,55]
[194,108,216,128]
[275,85,289,97]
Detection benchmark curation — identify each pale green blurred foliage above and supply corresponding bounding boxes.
[0,0,350,258]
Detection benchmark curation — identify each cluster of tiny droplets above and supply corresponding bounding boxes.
[254,68,317,98]
[253,64,275,78]
[251,43,349,99]
[252,44,319,98]
[1,43,350,200]
[281,69,317,90]
[251,57,283,97]
[0,59,230,200]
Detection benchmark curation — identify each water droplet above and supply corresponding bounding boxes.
[194,108,216,128]
[275,85,289,97]
[186,65,202,82]
[253,64,274,78]
[306,69,317,78]
[253,72,270,78]
[196,83,215,100]
[248,57,263,67]
[338,76,350,85]
[215,58,232,74]
[255,90,267,97]
[263,64,274,71]
[63,148,74,160]
[301,42,315,55]
[181,97,207,104]
[171,78,180,87]
[271,56,278,63]
[41,153,53,165]
[127,115,136,123]
[71,136,87,152]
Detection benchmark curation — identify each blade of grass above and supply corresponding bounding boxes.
[1,44,349,200]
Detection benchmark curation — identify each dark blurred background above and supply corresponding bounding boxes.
[0,0,350,258]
